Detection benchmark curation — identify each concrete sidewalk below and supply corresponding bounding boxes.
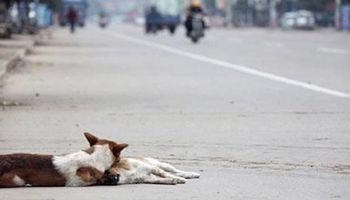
[0,35,35,79]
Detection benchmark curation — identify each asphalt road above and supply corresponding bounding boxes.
[0,25,350,200]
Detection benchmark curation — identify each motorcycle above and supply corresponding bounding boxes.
[188,14,204,43]
[98,13,108,29]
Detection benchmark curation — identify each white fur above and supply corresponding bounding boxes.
[110,157,200,185]
[53,144,115,186]
[13,175,25,186]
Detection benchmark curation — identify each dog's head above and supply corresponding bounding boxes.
[83,132,128,161]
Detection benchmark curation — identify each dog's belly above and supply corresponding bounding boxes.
[118,168,150,184]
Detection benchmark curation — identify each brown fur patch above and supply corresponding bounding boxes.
[83,132,128,158]
[76,166,104,184]
[110,158,130,172]
[0,154,66,187]
[96,140,128,159]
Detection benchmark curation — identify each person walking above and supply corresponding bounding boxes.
[67,6,78,33]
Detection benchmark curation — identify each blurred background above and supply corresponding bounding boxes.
[1,0,350,38]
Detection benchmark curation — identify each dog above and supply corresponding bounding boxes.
[0,132,128,187]
[107,157,200,185]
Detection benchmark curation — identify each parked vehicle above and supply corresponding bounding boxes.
[145,10,180,34]
[59,0,87,27]
[166,14,181,34]
[145,0,181,35]
[295,10,315,30]
[280,10,315,30]
[145,6,162,34]
[0,2,11,38]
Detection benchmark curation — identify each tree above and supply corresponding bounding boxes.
[298,0,333,12]
[39,0,62,12]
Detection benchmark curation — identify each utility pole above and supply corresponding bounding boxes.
[269,0,277,29]
[335,0,341,29]
[225,0,234,27]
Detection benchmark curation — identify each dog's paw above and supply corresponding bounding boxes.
[178,172,201,179]
[188,172,200,179]
[170,179,178,185]
[175,177,186,184]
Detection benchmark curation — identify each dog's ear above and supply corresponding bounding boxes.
[84,132,99,146]
[112,143,128,156]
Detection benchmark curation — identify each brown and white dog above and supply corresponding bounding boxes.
[107,157,200,185]
[0,132,128,187]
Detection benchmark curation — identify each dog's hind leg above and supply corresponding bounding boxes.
[145,158,200,179]
[0,172,24,187]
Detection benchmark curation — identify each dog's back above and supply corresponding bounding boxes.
[0,132,128,187]
[0,154,66,187]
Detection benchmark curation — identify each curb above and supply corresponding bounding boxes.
[0,40,35,79]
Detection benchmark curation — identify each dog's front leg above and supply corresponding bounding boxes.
[151,168,186,184]
[154,160,200,179]
[143,174,178,185]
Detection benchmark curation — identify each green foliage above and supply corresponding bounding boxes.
[39,0,62,12]
[298,0,333,12]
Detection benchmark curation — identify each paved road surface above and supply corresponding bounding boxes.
[1,25,350,200]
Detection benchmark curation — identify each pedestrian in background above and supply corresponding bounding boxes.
[67,6,78,34]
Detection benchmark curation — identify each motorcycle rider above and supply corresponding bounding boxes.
[185,0,205,36]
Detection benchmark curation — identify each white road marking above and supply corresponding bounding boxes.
[317,47,349,55]
[106,32,350,98]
